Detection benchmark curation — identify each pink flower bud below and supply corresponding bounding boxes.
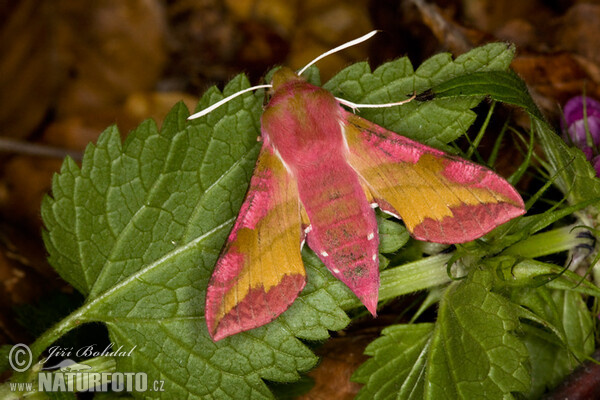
[562,96,600,160]
[593,155,600,177]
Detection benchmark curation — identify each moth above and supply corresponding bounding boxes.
[189,32,525,341]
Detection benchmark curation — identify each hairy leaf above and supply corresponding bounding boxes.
[40,43,517,398]
[354,271,530,400]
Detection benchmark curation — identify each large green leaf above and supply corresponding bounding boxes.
[425,271,530,399]
[354,271,530,400]
[516,289,595,397]
[324,43,515,148]
[352,59,600,400]
[41,77,352,398]
[36,43,518,398]
[353,324,434,400]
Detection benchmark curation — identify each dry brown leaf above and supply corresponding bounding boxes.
[288,0,372,79]
[460,0,551,33]
[0,156,62,230]
[0,222,64,343]
[512,53,600,120]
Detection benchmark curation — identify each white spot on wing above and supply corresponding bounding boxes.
[370,203,378,209]
[372,254,377,261]
[332,267,340,274]
[321,251,329,257]
[367,232,375,240]
[305,225,312,234]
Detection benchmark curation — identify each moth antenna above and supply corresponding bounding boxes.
[297,30,379,76]
[336,91,417,112]
[188,84,272,120]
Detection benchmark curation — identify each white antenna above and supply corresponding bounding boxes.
[187,30,414,120]
[188,84,271,120]
[336,92,417,112]
[297,30,378,76]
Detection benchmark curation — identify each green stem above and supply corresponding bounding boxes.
[341,253,453,310]
[508,121,534,185]
[379,253,453,301]
[29,307,88,363]
[487,117,509,167]
[502,225,589,259]
[54,357,116,392]
[466,101,495,159]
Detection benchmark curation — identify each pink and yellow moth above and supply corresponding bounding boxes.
[189,31,525,341]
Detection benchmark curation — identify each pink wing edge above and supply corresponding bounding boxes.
[342,110,526,244]
[205,144,306,341]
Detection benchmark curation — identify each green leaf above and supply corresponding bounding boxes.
[378,216,409,254]
[41,76,352,398]
[426,271,530,399]
[431,69,600,204]
[323,43,515,149]
[353,324,434,400]
[431,70,543,121]
[535,118,600,204]
[354,271,530,399]
[39,43,520,399]
[518,290,595,397]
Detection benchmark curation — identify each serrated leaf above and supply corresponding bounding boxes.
[355,271,530,400]
[41,43,518,399]
[323,43,515,149]
[515,289,595,398]
[426,271,530,399]
[353,324,434,400]
[42,76,353,399]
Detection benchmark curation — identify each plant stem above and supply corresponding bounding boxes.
[29,307,88,363]
[467,101,495,159]
[379,253,453,301]
[502,225,590,259]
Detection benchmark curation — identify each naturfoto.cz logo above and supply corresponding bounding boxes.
[7,343,165,394]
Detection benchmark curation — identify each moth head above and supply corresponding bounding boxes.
[271,67,304,93]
